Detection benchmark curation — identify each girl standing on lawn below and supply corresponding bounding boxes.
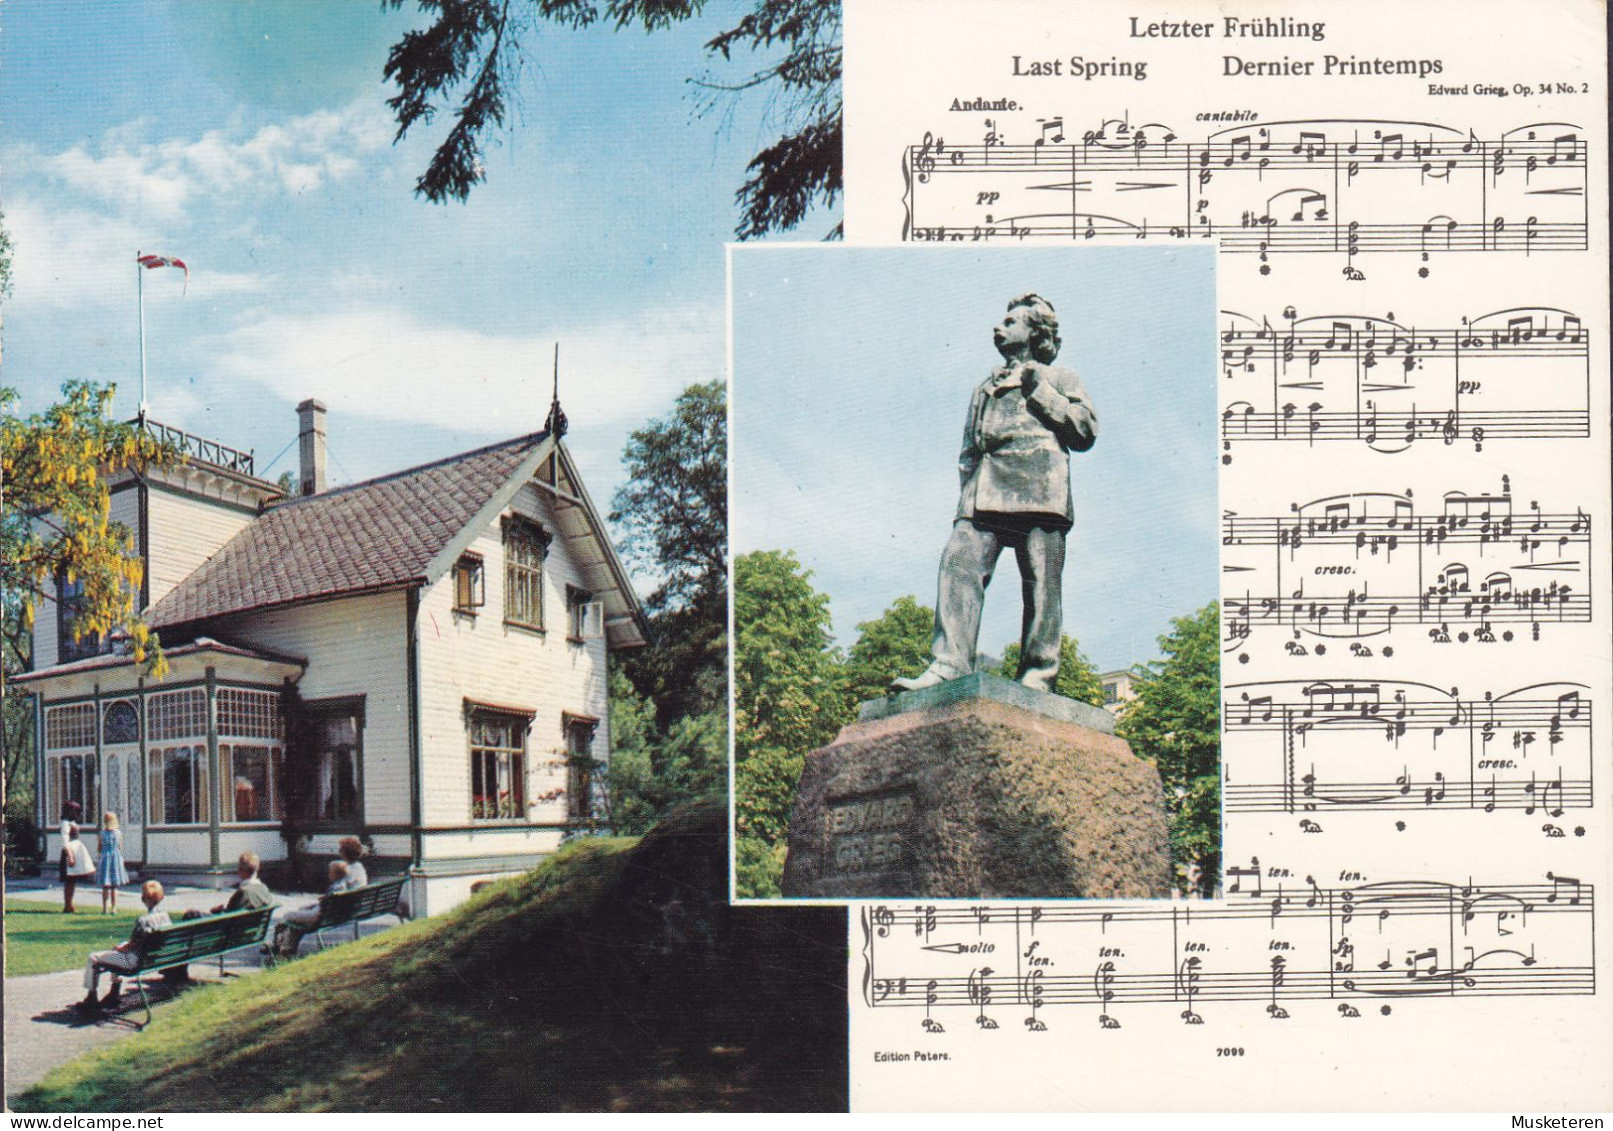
[98,812,130,913]
[61,823,96,913]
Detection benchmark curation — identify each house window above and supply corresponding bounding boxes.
[44,704,98,823]
[47,754,99,825]
[148,745,208,826]
[302,704,363,822]
[46,703,97,749]
[565,714,600,824]
[56,574,104,662]
[454,553,485,613]
[1102,682,1119,704]
[468,706,529,821]
[149,689,206,742]
[220,744,282,823]
[566,587,600,642]
[503,517,549,630]
[216,688,285,824]
[102,700,141,744]
[217,688,284,740]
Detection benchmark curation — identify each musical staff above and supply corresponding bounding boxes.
[862,874,1595,1027]
[1224,679,1592,815]
[900,117,1589,276]
[1222,477,1592,647]
[1218,305,1590,462]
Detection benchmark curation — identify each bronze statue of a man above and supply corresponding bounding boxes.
[893,292,1097,693]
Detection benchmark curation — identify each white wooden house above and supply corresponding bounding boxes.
[19,400,646,915]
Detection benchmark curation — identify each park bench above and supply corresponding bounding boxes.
[96,905,276,1027]
[310,876,409,951]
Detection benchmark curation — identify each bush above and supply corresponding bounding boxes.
[735,835,787,899]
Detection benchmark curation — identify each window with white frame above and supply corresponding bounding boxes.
[218,687,285,823]
[503,517,549,629]
[149,688,206,742]
[468,706,529,820]
[221,744,282,822]
[44,704,98,823]
[147,689,209,826]
[149,744,208,826]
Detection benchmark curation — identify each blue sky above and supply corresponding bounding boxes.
[1,0,822,510]
[731,245,1218,674]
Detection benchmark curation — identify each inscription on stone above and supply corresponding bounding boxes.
[827,791,915,875]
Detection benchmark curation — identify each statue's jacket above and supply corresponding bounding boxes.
[956,360,1098,527]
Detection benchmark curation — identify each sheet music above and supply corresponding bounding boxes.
[839,0,1609,1110]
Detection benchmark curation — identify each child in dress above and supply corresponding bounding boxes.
[97,812,130,913]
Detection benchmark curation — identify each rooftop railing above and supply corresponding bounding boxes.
[134,416,256,477]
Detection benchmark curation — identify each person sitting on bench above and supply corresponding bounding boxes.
[79,880,171,1012]
[272,859,349,957]
[182,852,275,922]
[336,837,368,889]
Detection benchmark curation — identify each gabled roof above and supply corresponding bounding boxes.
[147,431,553,628]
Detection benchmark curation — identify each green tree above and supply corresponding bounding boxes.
[1117,602,1221,894]
[610,380,728,729]
[2,382,180,851]
[732,549,844,895]
[998,635,1106,707]
[382,0,841,238]
[1,382,179,670]
[0,207,12,300]
[841,595,931,707]
[602,668,662,834]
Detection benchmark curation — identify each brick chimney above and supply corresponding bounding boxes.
[297,399,327,496]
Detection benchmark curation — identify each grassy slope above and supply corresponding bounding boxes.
[13,800,848,1112]
[5,901,142,977]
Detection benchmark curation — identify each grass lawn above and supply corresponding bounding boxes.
[4,900,141,977]
[11,801,848,1112]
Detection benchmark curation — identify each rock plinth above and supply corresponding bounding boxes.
[780,673,1171,900]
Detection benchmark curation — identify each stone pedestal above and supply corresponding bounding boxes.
[781,673,1171,900]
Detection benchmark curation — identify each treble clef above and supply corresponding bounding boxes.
[914,131,941,183]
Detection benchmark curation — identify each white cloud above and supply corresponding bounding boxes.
[19,102,392,222]
[4,198,151,310]
[199,301,723,437]
[3,197,271,311]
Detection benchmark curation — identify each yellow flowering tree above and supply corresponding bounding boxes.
[2,381,181,673]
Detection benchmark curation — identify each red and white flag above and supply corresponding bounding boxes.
[136,253,188,293]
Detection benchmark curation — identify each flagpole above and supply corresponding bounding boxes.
[136,250,148,421]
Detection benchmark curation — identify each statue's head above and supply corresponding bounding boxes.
[997,293,1061,364]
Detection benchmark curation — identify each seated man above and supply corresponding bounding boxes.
[272,859,348,957]
[183,852,276,921]
[79,879,171,1012]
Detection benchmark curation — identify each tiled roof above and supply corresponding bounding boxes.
[147,431,549,628]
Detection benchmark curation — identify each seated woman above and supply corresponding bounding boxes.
[272,860,349,957]
[336,837,368,889]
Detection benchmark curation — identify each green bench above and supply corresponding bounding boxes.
[97,905,276,1026]
[310,876,409,951]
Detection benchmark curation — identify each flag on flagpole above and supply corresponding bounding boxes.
[136,253,188,294]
